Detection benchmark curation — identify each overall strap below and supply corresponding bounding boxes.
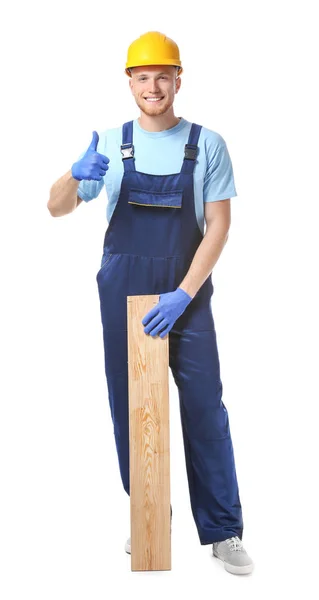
[180,123,202,175]
[120,120,202,175]
[121,120,135,172]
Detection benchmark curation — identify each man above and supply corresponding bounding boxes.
[48,31,254,575]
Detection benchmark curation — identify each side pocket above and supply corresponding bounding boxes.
[96,252,113,280]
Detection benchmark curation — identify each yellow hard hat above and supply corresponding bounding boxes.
[125,31,183,77]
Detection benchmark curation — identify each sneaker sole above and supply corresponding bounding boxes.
[213,550,254,575]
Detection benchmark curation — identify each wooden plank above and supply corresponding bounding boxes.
[127,295,171,571]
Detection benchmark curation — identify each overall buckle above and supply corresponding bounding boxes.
[121,143,134,159]
[184,144,198,160]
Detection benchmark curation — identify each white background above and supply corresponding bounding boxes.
[1,0,318,597]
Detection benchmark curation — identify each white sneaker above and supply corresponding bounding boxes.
[212,536,254,575]
[125,537,131,554]
[125,507,172,554]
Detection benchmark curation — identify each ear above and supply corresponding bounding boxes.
[175,77,182,93]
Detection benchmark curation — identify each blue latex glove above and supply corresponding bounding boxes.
[142,288,193,338]
[71,131,110,181]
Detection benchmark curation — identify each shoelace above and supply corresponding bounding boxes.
[226,536,244,552]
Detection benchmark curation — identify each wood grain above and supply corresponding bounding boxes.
[127,295,171,571]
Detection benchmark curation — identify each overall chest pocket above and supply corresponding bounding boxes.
[127,188,183,256]
[128,188,183,208]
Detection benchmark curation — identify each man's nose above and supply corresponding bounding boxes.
[148,80,160,93]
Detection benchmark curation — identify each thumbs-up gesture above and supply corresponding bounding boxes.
[71,131,110,181]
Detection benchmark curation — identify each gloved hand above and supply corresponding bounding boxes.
[142,288,193,338]
[71,131,110,181]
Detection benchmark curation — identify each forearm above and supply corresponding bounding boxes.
[179,222,229,298]
[47,170,80,217]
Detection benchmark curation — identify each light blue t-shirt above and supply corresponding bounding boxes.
[77,117,237,235]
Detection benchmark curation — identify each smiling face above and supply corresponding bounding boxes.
[129,65,181,116]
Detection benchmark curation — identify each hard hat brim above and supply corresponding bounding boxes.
[125,62,183,77]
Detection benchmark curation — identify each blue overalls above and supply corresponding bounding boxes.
[96,120,243,544]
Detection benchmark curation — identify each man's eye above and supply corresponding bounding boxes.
[139,77,167,81]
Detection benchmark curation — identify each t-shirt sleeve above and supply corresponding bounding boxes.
[203,141,237,202]
[76,139,106,202]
